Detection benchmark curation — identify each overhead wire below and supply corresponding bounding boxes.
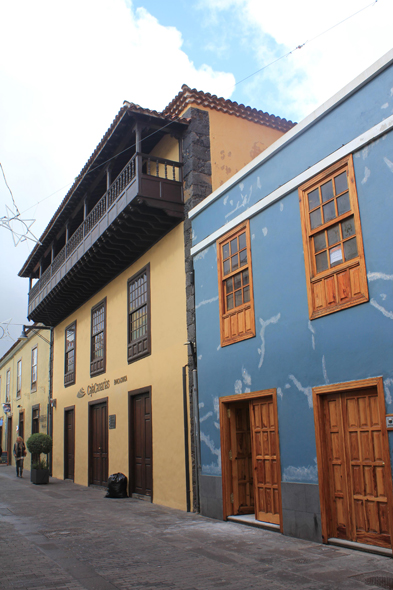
[3,0,379,224]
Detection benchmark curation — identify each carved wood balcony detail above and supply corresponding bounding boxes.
[28,152,183,321]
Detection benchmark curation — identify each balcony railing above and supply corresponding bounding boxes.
[29,152,182,309]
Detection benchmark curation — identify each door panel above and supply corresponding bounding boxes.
[322,388,391,549]
[229,403,254,515]
[65,409,75,481]
[7,417,12,466]
[89,403,108,486]
[131,392,152,497]
[250,397,280,524]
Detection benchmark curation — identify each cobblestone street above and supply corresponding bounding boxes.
[1,466,393,590]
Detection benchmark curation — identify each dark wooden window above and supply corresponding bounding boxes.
[5,369,10,402]
[128,265,151,363]
[19,411,24,441]
[31,347,38,392]
[64,321,76,386]
[32,405,40,434]
[217,221,255,346]
[16,359,22,398]
[299,155,368,319]
[90,299,106,376]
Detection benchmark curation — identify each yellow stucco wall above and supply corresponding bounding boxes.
[148,134,180,181]
[0,331,50,470]
[178,103,285,192]
[52,223,190,511]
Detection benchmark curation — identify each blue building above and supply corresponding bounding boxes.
[190,49,393,552]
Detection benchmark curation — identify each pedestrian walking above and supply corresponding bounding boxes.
[13,436,26,477]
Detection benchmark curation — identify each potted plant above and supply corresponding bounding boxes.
[26,433,52,484]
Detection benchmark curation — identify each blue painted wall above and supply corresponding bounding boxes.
[192,62,393,484]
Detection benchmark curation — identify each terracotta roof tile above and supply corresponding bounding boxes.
[162,84,295,132]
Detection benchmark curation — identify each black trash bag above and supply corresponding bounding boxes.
[105,473,128,498]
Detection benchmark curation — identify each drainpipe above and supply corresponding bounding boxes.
[183,365,191,512]
[48,328,54,475]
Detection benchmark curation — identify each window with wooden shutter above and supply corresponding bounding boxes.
[128,264,151,363]
[217,221,255,346]
[31,347,37,392]
[299,155,368,319]
[64,321,76,386]
[90,299,106,377]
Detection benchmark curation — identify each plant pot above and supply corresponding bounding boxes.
[31,468,50,485]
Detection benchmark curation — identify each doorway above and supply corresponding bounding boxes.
[314,378,393,550]
[7,416,12,465]
[220,390,282,528]
[89,399,108,486]
[18,411,24,442]
[64,407,75,481]
[129,388,152,499]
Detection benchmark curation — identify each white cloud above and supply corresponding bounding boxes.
[0,0,235,355]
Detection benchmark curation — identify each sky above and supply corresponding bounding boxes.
[0,0,392,357]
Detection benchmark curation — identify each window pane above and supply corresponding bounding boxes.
[226,278,233,293]
[230,237,238,255]
[327,224,340,246]
[337,192,350,215]
[234,274,241,290]
[308,188,320,210]
[321,180,334,203]
[334,171,348,195]
[314,232,326,253]
[242,269,249,286]
[223,259,230,276]
[316,251,328,273]
[239,249,247,267]
[243,285,250,303]
[310,208,322,230]
[329,245,343,267]
[238,232,246,250]
[341,216,355,238]
[344,237,358,261]
[231,254,239,272]
[235,290,242,307]
[323,200,336,223]
[227,293,234,311]
[222,243,229,260]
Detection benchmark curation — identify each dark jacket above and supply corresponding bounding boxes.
[13,440,26,459]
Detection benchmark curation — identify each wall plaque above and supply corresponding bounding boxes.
[109,415,116,429]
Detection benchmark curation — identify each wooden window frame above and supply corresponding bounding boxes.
[313,377,393,548]
[299,155,368,319]
[16,359,22,399]
[32,404,40,434]
[217,220,255,347]
[90,298,106,377]
[5,369,10,402]
[127,264,151,364]
[31,346,38,392]
[64,320,76,387]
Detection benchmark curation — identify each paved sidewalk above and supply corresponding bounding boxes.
[0,466,393,590]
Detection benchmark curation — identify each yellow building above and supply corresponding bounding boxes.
[0,326,51,471]
[18,87,293,510]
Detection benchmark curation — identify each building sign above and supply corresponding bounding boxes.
[0,417,3,426]
[76,379,110,399]
[109,415,116,429]
[114,376,127,386]
[2,403,11,414]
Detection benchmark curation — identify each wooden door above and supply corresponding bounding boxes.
[89,402,108,486]
[250,397,281,524]
[322,388,391,548]
[228,403,254,515]
[7,417,12,466]
[64,409,75,481]
[131,392,152,497]
[18,412,24,442]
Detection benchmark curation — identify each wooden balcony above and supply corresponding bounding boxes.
[28,152,183,326]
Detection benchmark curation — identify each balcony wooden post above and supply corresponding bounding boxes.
[29,277,32,291]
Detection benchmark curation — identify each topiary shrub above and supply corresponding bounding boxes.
[26,433,52,460]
